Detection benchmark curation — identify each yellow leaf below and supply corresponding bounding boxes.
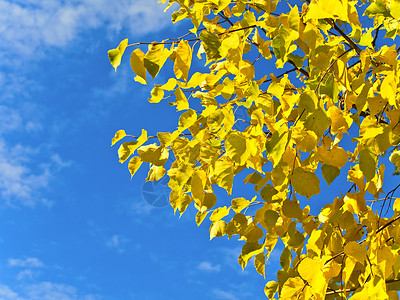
[317,145,348,168]
[305,0,349,22]
[195,210,209,226]
[191,170,206,202]
[393,198,400,212]
[130,48,147,84]
[149,85,164,103]
[264,281,278,299]
[210,220,227,240]
[111,129,126,146]
[160,78,177,91]
[178,109,197,132]
[144,43,171,79]
[199,30,222,63]
[327,106,352,135]
[146,165,166,181]
[178,194,193,215]
[304,108,331,137]
[210,206,230,222]
[174,87,189,111]
[323,260,341,280]
[128,156,142,178]
[344,241,366,264]
[226,132,251,165]
[174,40,192,81]
[211,157,234,195]
[202,193,217,210]
[167,163,194,191]
[381,73,397,106]
[108,38,128,71]
[231,197,250,213]
[288,5,300,33]
[343,192,368,214]
[241,242,264,265]
[137,144,169,166]
[118,129,147,163]
[298,257,327,298]
[219,32,240,58]
[291,167,321,199]
[254,253,265,278]
[280,277,304,299]
[226,213,247,236]
[266,127,290,166]
[350,276,389,300]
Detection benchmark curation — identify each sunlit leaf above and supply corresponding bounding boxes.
[108,38,128,71]
[111,129,126,146]
[130,48,147,84]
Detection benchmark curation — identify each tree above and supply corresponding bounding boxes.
[108,0,400,298]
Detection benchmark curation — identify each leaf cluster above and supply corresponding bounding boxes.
[109,0,400,298]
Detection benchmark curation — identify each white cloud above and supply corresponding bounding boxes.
[106,234,129,253]
[197,261,221,272]
[0,0,175,62]
[212,289,240,300]
[8,257,45,268]
[0,282,100,300]
[0,284,19,300]
[0,139,53,207]
[16,270,39,281]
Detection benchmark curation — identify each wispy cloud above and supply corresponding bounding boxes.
[105,234,129,253]
[8,257,45,268]
[197,261,221,273]
[0,284,19,300]
[0,138,70,207]
[0,282,100,300]
[212,288,240,300]
[0,0,174,63]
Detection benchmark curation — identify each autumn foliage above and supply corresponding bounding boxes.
[109,0,400,298]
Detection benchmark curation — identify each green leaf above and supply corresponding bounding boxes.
[365,0,391,17]
[199,30,222,63]
[291,168,321,199]
[260,184,278,203]
[321,164,340,186]
[108,38,128,71]
[304,108,331,137]
[359,147,377,181]
[264,210,279,228]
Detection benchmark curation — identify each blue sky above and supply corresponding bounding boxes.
[0,1,274,299]
[1,1,400,300]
